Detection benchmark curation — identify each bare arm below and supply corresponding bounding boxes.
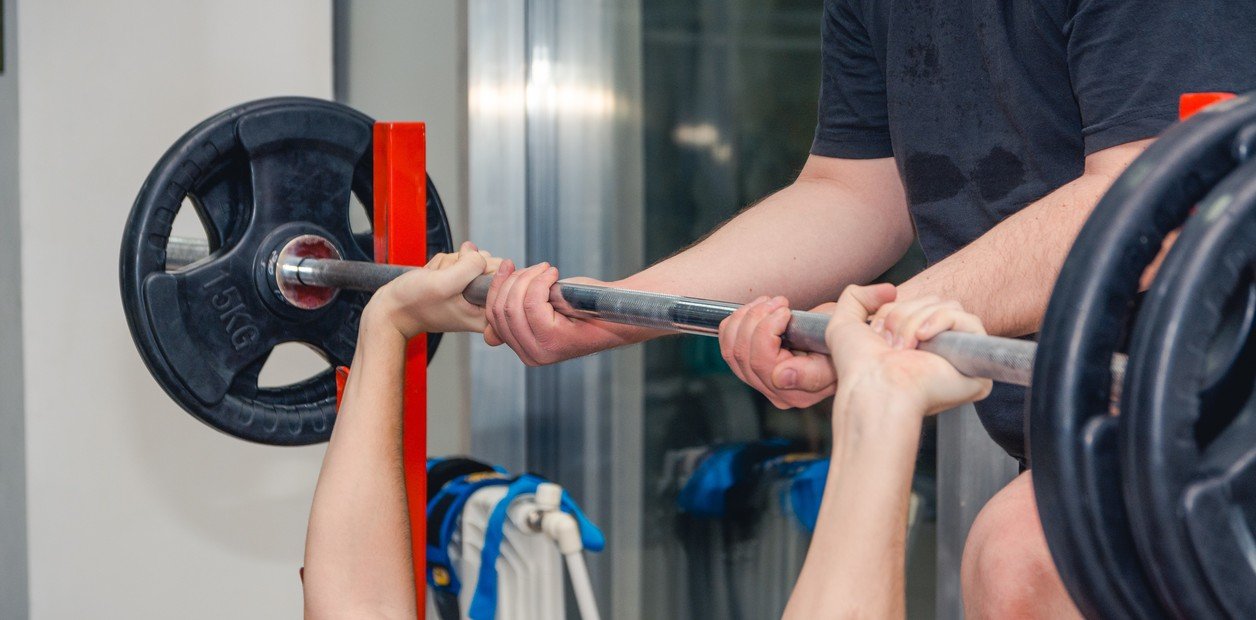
[896,139,1153,336]
[783,285,991,618]
[303,308,415,620]
[481,154,912,364]
[303,246,496,619]
[784,390,922,619]
[622,154,912,307]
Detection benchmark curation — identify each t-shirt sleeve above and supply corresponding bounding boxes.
[1066,0,1256,155]
[810,0,893,159]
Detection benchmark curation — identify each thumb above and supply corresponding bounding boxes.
[771,354,836,392]
[832,283,896,323]
[483,324,504,347]
[438,249,489,291]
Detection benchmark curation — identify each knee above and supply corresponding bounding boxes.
[961,477,1074,619]
[962,522,1059,618]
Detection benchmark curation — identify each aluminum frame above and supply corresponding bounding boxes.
[468,1,645,616]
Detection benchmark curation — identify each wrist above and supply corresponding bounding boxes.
[834,370,928,425]
[363,289,416,338]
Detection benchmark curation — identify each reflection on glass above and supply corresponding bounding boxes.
[638,2,931,618]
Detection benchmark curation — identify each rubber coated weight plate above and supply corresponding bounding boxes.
[1123,152,1256,619]
[1032,93,1256,619]
[120,97,454,445]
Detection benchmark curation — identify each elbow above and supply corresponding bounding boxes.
[889,214,915,256]
[879,205,915,267]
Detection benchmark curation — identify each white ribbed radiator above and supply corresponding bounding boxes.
[426,485,600,620]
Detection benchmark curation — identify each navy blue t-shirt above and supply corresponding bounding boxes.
[811,0,1256,463]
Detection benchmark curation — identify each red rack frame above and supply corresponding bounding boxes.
[373,121,430,614]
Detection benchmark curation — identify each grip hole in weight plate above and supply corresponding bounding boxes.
[257,342,333,389]
[164,196,215,273]
[347,190,375,258]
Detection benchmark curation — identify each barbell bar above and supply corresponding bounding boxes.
[165,235,1127,388]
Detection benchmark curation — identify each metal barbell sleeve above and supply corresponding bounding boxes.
[163,235,1128,388]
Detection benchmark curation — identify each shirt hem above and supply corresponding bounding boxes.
[1082,103,1179,155]
[810,133,894,159]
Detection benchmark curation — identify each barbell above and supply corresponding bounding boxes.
[120,96,1255,618]
[161,233,1115,388]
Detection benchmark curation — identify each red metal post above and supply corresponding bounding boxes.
[334,366,350,408]
[1179,92,1236,120]
[373,122,429,616]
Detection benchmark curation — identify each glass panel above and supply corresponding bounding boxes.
[637,1,932,618]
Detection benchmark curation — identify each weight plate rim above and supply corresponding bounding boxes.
[1121,155,1256,618]
[122,97,368,444]
[1031,92,1256,618]
[121,96,452,445]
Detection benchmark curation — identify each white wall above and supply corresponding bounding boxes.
[338,0,471,455]
[17,1,332,617]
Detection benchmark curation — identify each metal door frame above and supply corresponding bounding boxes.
[468,1,646,616]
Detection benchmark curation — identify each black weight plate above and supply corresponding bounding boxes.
[1032,93,1256,619]
[121,97,454,445]
[1123,152,1256,619]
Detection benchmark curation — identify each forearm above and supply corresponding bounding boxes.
[621,177,912,308]
[303,306,415,619]
[784,386,922,619]
[899,140,1150,336]
[895,179,1102,335]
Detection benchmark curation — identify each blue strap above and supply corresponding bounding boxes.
[425,472,513,593]
[677,438,794,519]
[676,445,740,518]
[467,474,604,620]
[559,493,605,552]
[788,459,830,533]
